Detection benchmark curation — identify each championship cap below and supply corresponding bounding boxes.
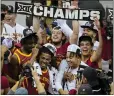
[43,43,57,56]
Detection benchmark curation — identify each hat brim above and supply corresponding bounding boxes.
[81,25,91,29]
[81,25,98,33]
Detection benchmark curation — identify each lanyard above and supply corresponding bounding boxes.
[50,68,58,92]
[63,66,81,91]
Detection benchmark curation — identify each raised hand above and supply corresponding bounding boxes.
[31,67,40,79]
[64,72,75,82]
[32,47,39,57]
[93,17,101,29]
[76,77,82,90]
[18,74,25,87]
[70,0,79,9]
[19,75,25,82]
[67,72,74,82]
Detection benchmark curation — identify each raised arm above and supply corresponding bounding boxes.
[91,17,103,62]
[37,27,47,45]
[8,54,19,83]
[70,20,79,44]
[33,9,40,32]
[28,47,39,65]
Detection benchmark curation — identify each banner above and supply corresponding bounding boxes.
[106,8,113,20]
[62,0,71,8]
[15,2,101,21]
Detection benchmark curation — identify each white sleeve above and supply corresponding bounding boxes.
[55,70,64,91]
[33,62,42,75]
[59,59,68,71]
[56,19,73,39]
[61,24,73,39]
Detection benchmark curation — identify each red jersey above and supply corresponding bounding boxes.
[21,77,38,95]
[1,76,9,89]
[8,49,32,81]
[56,42,70,66]
[40,70,50,90]
[21,69,49,95]
[86,57,98,69]
[11,46,20,54]
[14,49,32,65]
[101,28,112,60]
[14,42,22,48]
[2,47,19,77]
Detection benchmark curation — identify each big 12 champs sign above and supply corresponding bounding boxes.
[62,0,71,8]
[15,2,101,21]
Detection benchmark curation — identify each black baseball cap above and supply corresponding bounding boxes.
[23,28,36,39]
[79,36,93,46]
[81,21,98,33]
[83,67,99,87]
[78,84,93,95]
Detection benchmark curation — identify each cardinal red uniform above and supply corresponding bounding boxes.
[14,49,32,65]
[21,69,49,95]
[86,57,98,69]
[56,42,70,66]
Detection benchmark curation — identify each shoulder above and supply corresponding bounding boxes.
[51,67,58,73]
[11,53,18,60]
[63,42,70,47]
[59,59,68,71]
[10,53,19,65]
[4,23,12,28]
[59,42,70,51]
[3,24,13,32]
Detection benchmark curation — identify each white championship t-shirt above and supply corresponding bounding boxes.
[2,23,25,42]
